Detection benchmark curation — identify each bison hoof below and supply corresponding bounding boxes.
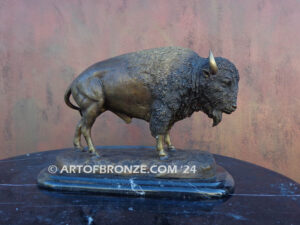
[88,148,96,154]
[91,153,101,159]
[82,148,88,152]
[159,155,168,160]
[74,146,84,152]
[158,150,168,160]
[168,145,176,151]
[89,150,100,157]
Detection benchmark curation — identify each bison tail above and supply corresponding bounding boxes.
[64,85,82,116]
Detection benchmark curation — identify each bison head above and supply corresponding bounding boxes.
[201,51,239,127]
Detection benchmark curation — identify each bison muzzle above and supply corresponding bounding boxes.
[64,47,239,159]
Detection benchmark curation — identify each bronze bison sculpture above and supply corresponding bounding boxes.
[64,47,239,159]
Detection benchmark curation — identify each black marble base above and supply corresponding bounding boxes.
[1,146,300,225]
[37,146,234,199]
[37,165,234,199]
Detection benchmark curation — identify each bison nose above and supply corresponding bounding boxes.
[232,104,237,110]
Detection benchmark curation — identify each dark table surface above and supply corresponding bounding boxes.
[0,146,299,225]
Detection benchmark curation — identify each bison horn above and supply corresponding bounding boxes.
[209,50,218,75]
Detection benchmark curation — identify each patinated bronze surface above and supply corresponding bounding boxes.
[64,47,239,159]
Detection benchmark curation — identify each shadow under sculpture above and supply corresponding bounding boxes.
[38,47,239,199]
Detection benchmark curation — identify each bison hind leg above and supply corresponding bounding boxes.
[73,119,84,151]
[80,101,105,156]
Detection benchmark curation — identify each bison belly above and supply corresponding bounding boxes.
[102,71,153,121]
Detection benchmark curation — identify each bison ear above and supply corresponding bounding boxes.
[202,68,210,78]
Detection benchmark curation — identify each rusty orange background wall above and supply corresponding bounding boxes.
[0,0,299,182]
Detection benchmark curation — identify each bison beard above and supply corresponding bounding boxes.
[202,106,222,127]
[212,110,222,127]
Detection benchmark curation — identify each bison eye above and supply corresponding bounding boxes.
[223,79,232,86]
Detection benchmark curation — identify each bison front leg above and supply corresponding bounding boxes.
[155,135,167,159]
[165,131,176,151]
[150,102,172,160]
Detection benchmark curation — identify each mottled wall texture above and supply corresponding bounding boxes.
[0,0,299,182]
